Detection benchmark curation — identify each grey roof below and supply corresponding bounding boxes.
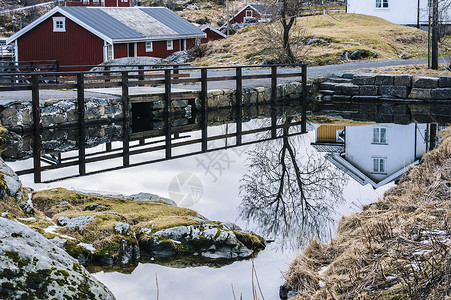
[140,7,203,36]
[60,7,142,39]
[311,143,345,153]
[60,6,203,41]
[249,4,279,16]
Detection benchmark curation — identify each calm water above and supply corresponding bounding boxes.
[6,116,400,299]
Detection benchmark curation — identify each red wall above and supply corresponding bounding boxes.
[231,7,261,24]
[17,13,104,66]
[201,29,224,43]
[114,44,128,58]
[114,39,196,59]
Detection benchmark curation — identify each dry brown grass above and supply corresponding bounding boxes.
[285,127,451,299]
[361,64,451,77]
[191,14,441,66]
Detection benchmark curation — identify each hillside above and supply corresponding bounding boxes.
[189,13,441,66]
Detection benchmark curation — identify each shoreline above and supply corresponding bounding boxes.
[284,127,450,299]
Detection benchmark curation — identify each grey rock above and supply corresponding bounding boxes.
[439,76,451,88]
[380,85,409,98]
[400,53,413,59]
[349,50,362,60]
[360,85,378,96]
[19,200,34,215]
[57,215,95,233]
[394,75,412,87]
[409,88,432,99]
[114,222,130,234]
[335,83,360,95]
[50,236,67,248]
[0,217,115,300]
[413,77,439,88]
[117,239,140,265]
[375,75,394,86]
[353,74,375,85]
[431,88,451,100]
[0,158,23,200]
[126,192,176,206]
[164,51,189,65]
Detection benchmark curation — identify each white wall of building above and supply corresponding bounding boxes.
[344,124,428,182]
[346,0,440,25]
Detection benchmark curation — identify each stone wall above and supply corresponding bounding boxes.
[313,74,451,124]
[318,74,451,101]
[0,82,304,131]
[0,98,123,131]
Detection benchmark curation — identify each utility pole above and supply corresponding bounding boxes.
[226,0,229,36]
[431,0,439,69]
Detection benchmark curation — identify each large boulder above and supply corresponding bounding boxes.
[0,217,115,299]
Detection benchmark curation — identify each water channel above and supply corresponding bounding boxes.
[3,102,448,299]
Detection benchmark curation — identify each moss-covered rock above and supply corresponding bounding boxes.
[0,217,115,299]
[30,188,265,267]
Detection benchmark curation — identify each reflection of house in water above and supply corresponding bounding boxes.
[311,123,438,188]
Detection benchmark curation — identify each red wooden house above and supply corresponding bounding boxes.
[6,6,205,66]
[219,3,278,32]
[200,25,226,43]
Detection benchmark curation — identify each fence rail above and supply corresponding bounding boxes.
[1,62,308,183]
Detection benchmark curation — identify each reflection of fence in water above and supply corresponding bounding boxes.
[14,114,306,183]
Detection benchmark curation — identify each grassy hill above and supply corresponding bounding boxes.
[190,13,449,66]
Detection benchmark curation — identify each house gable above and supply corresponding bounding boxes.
[16,12,105,66]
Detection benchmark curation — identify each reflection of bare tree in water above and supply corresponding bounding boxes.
[239,117,348,249]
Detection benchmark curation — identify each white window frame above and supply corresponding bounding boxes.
[167,40,173,50]
[246,10,253,17]
[93,0,99,3]
[373,157,387,174]
[376,0,389,8]
[146,41,153,52]
[53,17,66,32]
[373,127,387,144]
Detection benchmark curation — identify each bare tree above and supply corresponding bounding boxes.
[239,117,348,249]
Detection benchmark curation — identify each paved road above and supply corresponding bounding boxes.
[0,58,436,101]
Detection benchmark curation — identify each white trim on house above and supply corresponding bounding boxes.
[326,153,419,189]
[201,25,227,38]
[166,40,173,50]
[6,6,207,46]
[52,17,66,32]
[145,41,153,52]
[6,7,114,45]
[14,40,18,61]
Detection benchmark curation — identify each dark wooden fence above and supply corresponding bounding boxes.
[1,63,309,183]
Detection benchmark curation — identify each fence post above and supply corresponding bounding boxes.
[55,61,60,84]
[235,67,242,146]
[104,66,110,83]
[271,66,277,138]
[121,72,129,120]
[33,129,41,183]
[164,69,172,158]
[138,65,144,82]
[301,64,307,133]
[77,73,86,175]
[200,68,208,152]
[31,74,40,131]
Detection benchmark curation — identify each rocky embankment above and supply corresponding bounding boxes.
[0,141,265,297]
[283,128,451,299]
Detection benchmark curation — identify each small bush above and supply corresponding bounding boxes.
[188,44,209,60]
